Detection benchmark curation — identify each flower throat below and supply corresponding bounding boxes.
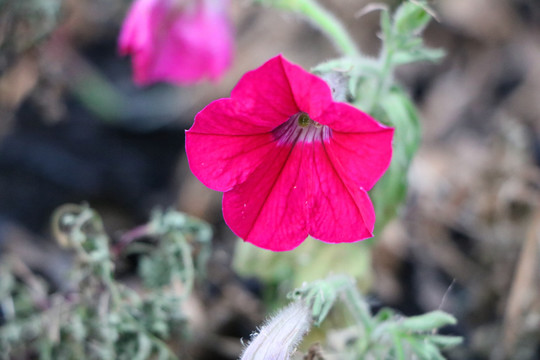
[273,112,332,145]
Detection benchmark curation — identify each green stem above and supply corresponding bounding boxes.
[324,276,374,355]
[125,315,177,359]
[323,276,373,329]
[370,47,394,112]
[173,234,195,300]
[271,0,360,57]
[341,281,373,331]
[103,263,122,310]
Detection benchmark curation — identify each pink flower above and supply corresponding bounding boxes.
[119,0,233,86]
[186,55,394,251]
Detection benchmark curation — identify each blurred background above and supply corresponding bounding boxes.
[0,0,539,359]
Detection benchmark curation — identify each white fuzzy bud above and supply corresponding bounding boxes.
[240,301,312,360]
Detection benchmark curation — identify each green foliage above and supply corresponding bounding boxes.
[387,1,444,66]
[0,204,212,360]
[367,1,444,236]
[315,0,444,238]
[135,209,212,292]
[255,0,360,57]
[241,275,461,359]
[289,275,462,359]
[393,1,432,35]
[370,85,421,235]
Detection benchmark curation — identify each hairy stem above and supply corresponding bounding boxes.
[266,0,360,57]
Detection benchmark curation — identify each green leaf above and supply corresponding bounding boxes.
[374,308,396,322]
[392,47,446,65]
[395,36,424,51]
[393,1,432,35]
[427,335,464,348]
[407,338,434,360]
[354,76,380,110]
[379,87,421,160]
[368,86,421,236]
[423,341,447,360]
[398,311,457,332]
[133,332,152,360]
[391,330,406,360]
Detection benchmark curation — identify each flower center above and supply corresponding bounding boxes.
[297,112,311,127]
[273,112,332,145]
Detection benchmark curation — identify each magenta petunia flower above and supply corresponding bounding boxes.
[119,0,233,86]
[186,55,394,251]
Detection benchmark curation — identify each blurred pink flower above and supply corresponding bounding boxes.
[119,0,233,86]
[186,55,393,251]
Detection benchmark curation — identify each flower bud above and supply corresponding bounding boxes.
[240,301,311,360]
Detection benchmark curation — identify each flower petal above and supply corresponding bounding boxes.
[222,143,309,251]
[231,56,301,122]
[326,129,394,190]
[185,55,395,251]
[119,0,159,56]
[189,98,281,136]
[148,2,233,84]
[186,96,289,191]
[307,141,375,243]
[186,55,335,192]
[279,56,334,117]
[185,130,276,192]
[316,102,392,133]
[119,0,234,85]
[119,0,168,85]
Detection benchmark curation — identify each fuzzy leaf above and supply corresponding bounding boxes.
[399,311,457,332]
[427,335,464,348]
[393,1,431,35]
[392,47,446,65]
